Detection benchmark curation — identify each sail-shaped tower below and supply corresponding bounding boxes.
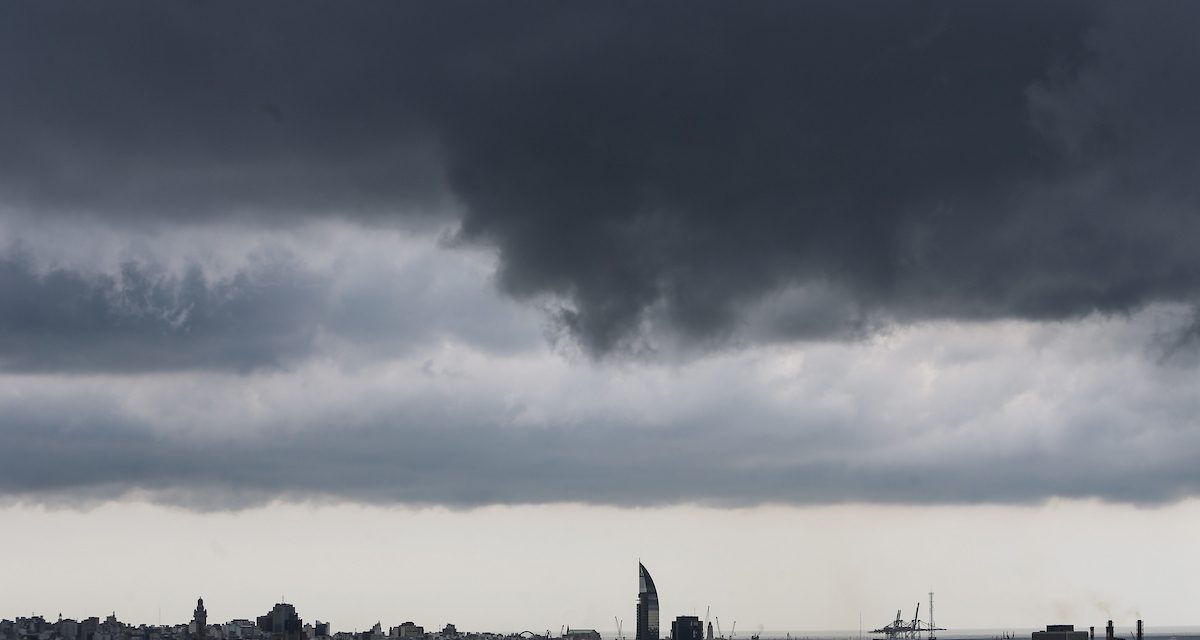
[637,563,660,640]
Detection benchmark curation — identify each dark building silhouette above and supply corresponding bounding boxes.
[258,603,303,640]
[54,618,79,640]
[194,599,208,640]
[636,563,660,640]
[1033,626,1088,640]
[393,622,424,638]
[671,617,702,640]
[81,617,99,640]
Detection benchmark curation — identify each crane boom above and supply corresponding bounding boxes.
[872,595,945,640]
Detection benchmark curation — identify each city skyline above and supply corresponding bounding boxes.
[4,501,1198,631]
[3,1,1200,633]
[0,563,1176,637]
[0,566,1181,639]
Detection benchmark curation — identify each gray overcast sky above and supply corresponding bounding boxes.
[2,0,1200,630]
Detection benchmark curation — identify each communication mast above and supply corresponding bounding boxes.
[928,593,935,640]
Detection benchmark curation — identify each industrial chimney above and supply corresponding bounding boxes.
[1090,627,1094,640]
[1106,621,1114,640]
[1137,620,1143,640]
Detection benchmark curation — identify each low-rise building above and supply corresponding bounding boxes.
[1033,625,1088,640]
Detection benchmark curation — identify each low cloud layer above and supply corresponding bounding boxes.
[2,310,1199,509]
[10,414,1200,510]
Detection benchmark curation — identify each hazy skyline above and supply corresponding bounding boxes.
[2,1,1200,630]
[7,501,1200,633]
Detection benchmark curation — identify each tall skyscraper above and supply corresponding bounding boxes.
[194,599,207,640]
[636,563,660,640]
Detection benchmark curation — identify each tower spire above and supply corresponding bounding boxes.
[194,597,208,640]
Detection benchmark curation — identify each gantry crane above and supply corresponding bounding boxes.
[870,599,944,640]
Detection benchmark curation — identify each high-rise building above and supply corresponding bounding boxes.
[258,604,304,640]
[671,618,702,640]
[636,563,660,640]
[194,599,208,640]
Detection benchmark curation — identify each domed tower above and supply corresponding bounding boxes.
[194,598,208,640]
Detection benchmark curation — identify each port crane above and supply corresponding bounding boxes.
[870,599,944,640]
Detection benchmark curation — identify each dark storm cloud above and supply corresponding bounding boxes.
[3,397,1197,510]
[3,1,1200,355]
[0,251,324,372]
[0,3,450,223]
[0,246,538,372]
